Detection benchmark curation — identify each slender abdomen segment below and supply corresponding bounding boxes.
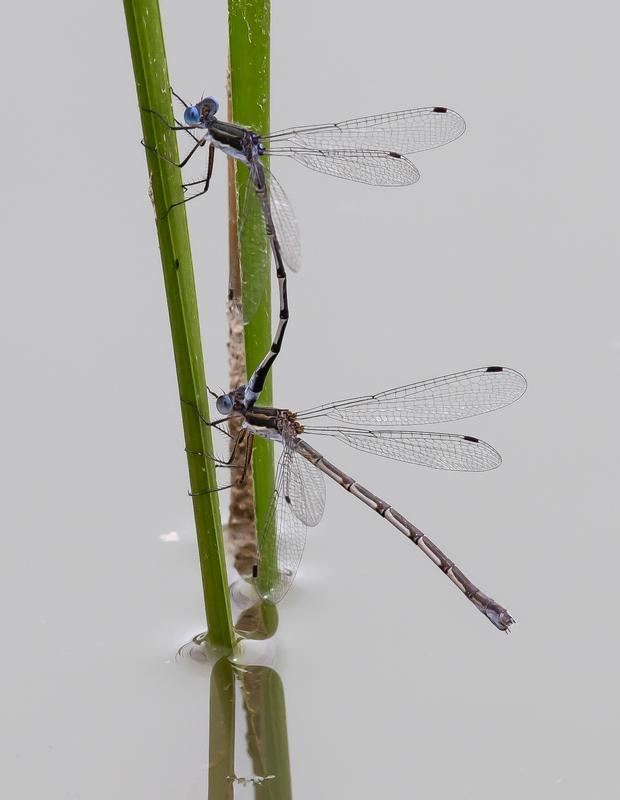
[295,438,514,632]
[244,160,290,404]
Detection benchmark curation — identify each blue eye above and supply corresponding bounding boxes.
[183,106,200,125]
[216,394,233,415]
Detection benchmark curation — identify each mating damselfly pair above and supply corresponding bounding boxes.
[146,92,525,631]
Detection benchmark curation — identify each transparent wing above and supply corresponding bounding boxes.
[315,429,502,471]
[267,148,419,186]
[262,107,465,156]
[265,165,302,273]
[237,163,300,324]
[285,442,326,526]
[298,366,527,426]
[254,444,307,604]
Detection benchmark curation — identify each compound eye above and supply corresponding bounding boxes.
[183,105,201,125]
[216,394,233,415]
[205,96,220,115]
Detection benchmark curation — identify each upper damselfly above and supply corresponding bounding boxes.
[146,94,465,406]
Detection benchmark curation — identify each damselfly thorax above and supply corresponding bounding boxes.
[203,119,265,164]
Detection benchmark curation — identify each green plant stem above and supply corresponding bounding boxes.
[228,1,276,560]
[123,0,234,650]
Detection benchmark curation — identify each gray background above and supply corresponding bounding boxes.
[1,1,619,797]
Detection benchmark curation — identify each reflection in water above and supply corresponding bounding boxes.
[229,774,276,787]
[207,658,235,799]
[234,598,279,641]
[237,664,291,798]
[185,656,292,798]
[177,591,280,658]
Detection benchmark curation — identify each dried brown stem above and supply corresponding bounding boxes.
[226,63,258,576]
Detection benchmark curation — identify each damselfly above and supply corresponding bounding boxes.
[203,366,526,631]
[146,94,466,406]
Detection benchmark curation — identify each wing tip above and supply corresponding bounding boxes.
[485,365,528,398]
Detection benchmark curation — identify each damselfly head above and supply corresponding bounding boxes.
[183,97,219,127]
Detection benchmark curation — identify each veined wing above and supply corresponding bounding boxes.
[297,366,527,426]
[262,107,465,156]
[236,162,301,323]
[264,165,302,273]
[267,148,419,186]
[254,444,307,604]
[285,438,326,526]
[303,428,502,471]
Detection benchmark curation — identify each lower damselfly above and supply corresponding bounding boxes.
[202,366,526,631]
[146,93,465,406]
